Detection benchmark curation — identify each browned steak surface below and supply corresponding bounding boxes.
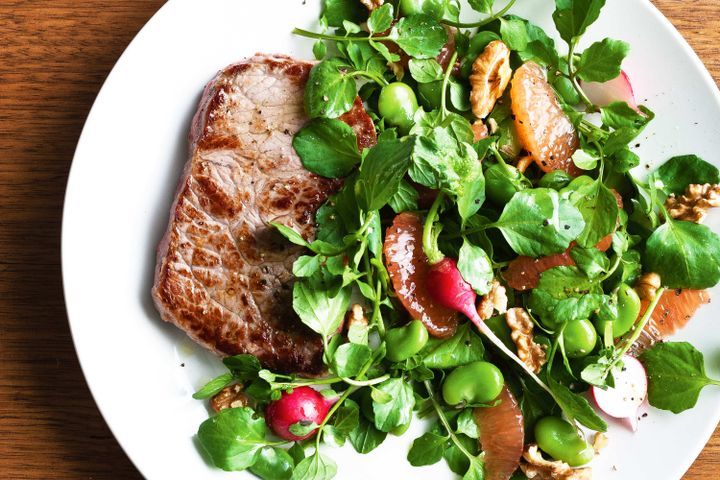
[152,53,376,374]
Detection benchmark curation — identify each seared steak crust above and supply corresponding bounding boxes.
[152,54,375,374]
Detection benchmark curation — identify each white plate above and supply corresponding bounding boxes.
[62,0,720,478]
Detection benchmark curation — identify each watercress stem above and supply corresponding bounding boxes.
[292,28,390,43]
[441,0,517,28]
[423,380,474,459]
[350,69,389,86]
[567,40,596,112]
[422,192,446,264]
[440,51,459,118]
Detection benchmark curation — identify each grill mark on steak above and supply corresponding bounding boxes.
[152,53,377,374]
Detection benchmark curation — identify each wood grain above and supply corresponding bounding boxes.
[0,0,717,478]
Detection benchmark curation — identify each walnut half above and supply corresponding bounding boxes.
[477,280,508,320]
[665,183,720,223]
[211,384,248,412]
[520,444,593,480]
[360,0,383,11]
[470,40,512,119]
[505,308,547,374]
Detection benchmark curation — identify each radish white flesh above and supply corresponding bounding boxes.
[591,355,647,431]
[581,71,638,109]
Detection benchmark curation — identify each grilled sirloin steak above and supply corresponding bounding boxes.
[152,54,376,374]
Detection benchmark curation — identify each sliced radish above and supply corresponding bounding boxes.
[581,71,638,110]
[591,355,647,431]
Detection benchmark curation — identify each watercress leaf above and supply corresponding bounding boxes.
[568,179,619,248]
[389,179,420,213]
[324,402,360,446]
[518,20,561,67]
[369,39,401,63]
[408,58,444,83]
[342,20,362,34]
[640,342,720,414]
[293,274,352,338]
[372,378,416,432]
[644,219,720,289]
[288,443,305,465]
[313,40,327,60]
[347,41,387,77]
[468,0,494,13]
[457,169,486,220]
[422,323,485,369]
[575,38,630,82]
[305,59,357,119]
[293,118,361,178]
[656,154,720,195]
[547,376,607,431]
[192,373,234,399]
[570,247,609,279]
[552,0,607,44]
[222,354,262,381]
[463,459,486,480]
[289,421,320,437]
[458,239,493,295]
[392,14,448,59]
[323,0,366,27]
[499,17,529,51]
[293,255,322,278]
[349,416,388,453]
[495,188,586,257]
[270,222,309,247]
[355,137,415,211]
[456,409,480,439]
[611,148,640,173]
[367,3,394,33]
[249,447,294,480]
[600,101,647,130]
[449,80,471,112]
[291,452,337,480]
[571,149,599,171]
[333,343,373,377]
[197,407,269,471]
[407,432,447,466]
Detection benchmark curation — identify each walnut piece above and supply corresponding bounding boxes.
[470,40,512,119]
[521,444,593,480]
[665,183,720,223]
[505,308,546,374]
[635,272,661,301]
[360,0,383,10]
[592,432,609,453]
[347,304,368,328]
[472,120,489,142]
[477,280,508,320]
[211,384,248,412]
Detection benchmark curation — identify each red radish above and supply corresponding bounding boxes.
[591,355,648,431]
[426,258,479,321]
[581,71,638,110]
[265,386,334,441]
[425,258,552,395]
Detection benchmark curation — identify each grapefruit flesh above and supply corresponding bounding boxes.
[629,289,710,355]
[474,386,525,480]
[384,212,459,338]
[510,62,581,176]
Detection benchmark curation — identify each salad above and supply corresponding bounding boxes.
[191,0,720,479]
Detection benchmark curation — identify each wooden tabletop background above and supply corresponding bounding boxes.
[1,1,718,478]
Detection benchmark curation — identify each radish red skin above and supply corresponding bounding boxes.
[265,386,333,441]
[425,258,479,321]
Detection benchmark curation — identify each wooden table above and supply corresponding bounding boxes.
[0,1,717,478]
